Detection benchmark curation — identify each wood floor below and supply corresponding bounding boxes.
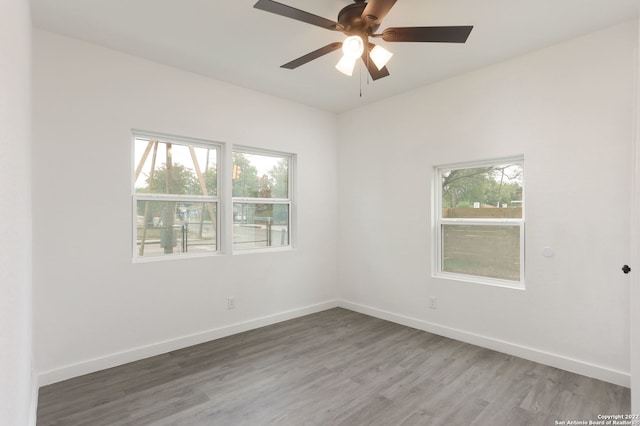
[37,308,630,425]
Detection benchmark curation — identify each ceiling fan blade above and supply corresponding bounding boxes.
[254,0,339,31]
[361,47,390,80]
[281,42,343,69]
[361,0,398,25]
[382,26,473,43]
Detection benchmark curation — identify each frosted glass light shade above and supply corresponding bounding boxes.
[335,55,357,76]
[342,36,364,60]
[370,45,393,70]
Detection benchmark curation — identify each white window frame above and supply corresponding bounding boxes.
[231,146,295,254]
[132,130,222,262]
[433,156,525,289]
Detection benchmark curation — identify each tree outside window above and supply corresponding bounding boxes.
[435,158,524,287]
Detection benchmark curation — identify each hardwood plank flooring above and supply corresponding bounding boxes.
[37,308,630,425]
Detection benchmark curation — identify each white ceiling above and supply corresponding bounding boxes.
[31,0,639,113]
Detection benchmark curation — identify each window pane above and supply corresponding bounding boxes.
[136,200,217,257]
[232,152,289,198]
[233,203,289,250]
[441,163,522,218]
[442,224,520,281]
[134,138,217,196]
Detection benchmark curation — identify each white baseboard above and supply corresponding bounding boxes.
[338,300,631,388]
[38,300,339,387]
[36,299,630,389]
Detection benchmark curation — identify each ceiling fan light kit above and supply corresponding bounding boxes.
[253,0,473,80]
[369,45,393,70]
[342,35,365,59]
[335,35,365,76]
[335,55,358,76]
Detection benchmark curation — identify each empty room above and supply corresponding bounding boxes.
[2,0,640,425]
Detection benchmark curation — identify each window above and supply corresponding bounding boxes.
[232,148,293,251]
[434,157,524,288]
[132,132,295,260]
[133,132,220,260]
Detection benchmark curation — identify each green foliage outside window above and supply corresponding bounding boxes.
[442,164,523,211]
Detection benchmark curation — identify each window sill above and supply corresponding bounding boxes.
[132,251,222,264]
[232,246,294,256]
[433,271,525,290]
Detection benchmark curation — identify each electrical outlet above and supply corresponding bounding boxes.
[227,296,236,310]
[429,296,437,310]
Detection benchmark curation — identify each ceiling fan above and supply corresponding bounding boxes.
[253,0,473,80]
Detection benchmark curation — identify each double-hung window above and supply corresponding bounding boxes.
[232,148,293,251]
[133,132,220,260]
[434,157,524,288]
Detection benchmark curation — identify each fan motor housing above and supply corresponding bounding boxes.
[337,2,379,35]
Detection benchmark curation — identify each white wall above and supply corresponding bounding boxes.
[338,20,637,386]
[32,31,339,384]
[32,19,638,390]
[0,0,33,424]
[631,17,640,415]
